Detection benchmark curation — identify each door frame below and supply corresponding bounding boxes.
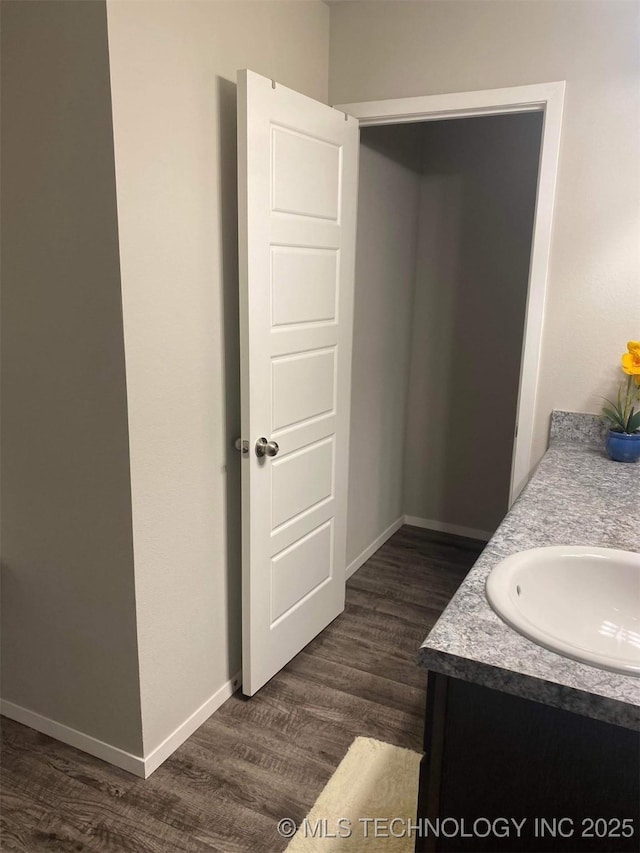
[335,81,565,505]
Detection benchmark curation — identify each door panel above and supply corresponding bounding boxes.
[271,126,341,219]
[271,437,334,530]
[237,69,359,695]
[271,247,338,327]
[270,521,333,623]
[271,348,336,431]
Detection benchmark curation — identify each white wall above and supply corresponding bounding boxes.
[106,0,330,754]
[1,0,142,754]
[347,125,421,566]
[330,0,640,469]
[403,114,542,535]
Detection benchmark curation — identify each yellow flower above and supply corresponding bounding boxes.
[622,341,640,385]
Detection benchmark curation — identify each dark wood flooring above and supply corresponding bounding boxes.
[1,526,483,853]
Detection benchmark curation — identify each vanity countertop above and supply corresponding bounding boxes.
[418,411,640,730]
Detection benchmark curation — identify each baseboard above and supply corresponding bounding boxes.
[0,698,146,777]
[1,670,242,779]
[142,670,242,777]
[346,516,404,580]
[403,515,492,542]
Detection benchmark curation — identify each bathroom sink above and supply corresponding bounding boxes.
[485,546,640,676]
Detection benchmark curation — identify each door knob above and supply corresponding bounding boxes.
[255,437,279,458]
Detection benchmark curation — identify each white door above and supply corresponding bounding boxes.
[237,69,359,695]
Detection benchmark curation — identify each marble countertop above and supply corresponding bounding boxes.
[418,411,640,730]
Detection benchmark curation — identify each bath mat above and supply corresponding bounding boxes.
[284,736,421,852]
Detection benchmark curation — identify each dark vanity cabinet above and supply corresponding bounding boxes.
[416,672,640,853]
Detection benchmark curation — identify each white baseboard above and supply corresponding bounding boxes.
[142,670,241,777]
[0,670,242,779]
[0,698,146,776]
[404,515,492,542]
[346,516,404,579]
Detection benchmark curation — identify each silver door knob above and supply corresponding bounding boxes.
[255,437,279,458]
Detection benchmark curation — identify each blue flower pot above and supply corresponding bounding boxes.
[605,430,640,463]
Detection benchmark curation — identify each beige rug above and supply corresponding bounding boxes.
[285,737,421,852]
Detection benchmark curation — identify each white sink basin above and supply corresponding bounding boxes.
[486,546,640,676]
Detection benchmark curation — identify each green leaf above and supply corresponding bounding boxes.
[626,408,640,434]
[603,407,626,431]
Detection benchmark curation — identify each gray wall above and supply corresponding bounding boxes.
[1,1,142,753]
[1,0,331,763]
[403,114,543,535]
[330,0,640,470]
[106,0,331,753]
[347,126,421,566]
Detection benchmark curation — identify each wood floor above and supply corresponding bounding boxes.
[1,526,483,853]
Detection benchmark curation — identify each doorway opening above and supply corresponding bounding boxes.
[341,89,560,578]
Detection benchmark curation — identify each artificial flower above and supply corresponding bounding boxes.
[602,338,640,433]
[622,341,640,385]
